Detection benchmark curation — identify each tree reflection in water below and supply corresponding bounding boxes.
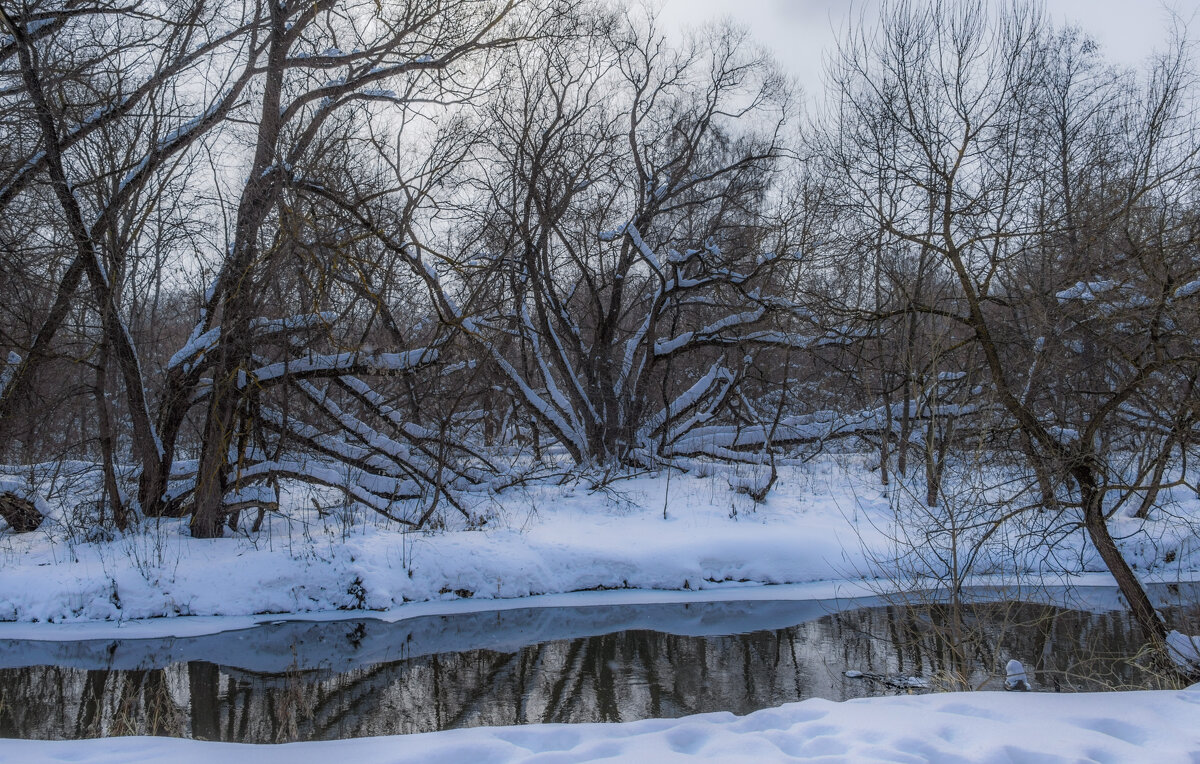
[0,597,1192,743]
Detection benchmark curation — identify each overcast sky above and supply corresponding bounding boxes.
[658,1,1192,100]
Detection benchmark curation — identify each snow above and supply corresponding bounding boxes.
[166,326,219,370]
[248,348,437,385]
[653,329,695,356]
[489,353,588,456]
[0,476,54,523]
[223,483,277,507]
[1174,279,1200,299]
[637,361,732,443]
[2,460,1199,761]
[1004,659,1030,691]
[1,459,1197,637]
[1055,279,1117,302]
[0,350,20,396]
[605,222,663,271]
[0,471,875,627]
[24,17,54,34]
[5,689,1200,763]
[168,313,337,372]
[1166,630,1200,673]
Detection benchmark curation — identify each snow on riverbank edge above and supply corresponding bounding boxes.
[6,688,1200,763]
[1,572,1196,643]
[3,465,1197,640]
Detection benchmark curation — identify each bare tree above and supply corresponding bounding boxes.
[401,11,815,469]
[1,0,262,526]
[184,0,538,536]
[822,0,1200,655]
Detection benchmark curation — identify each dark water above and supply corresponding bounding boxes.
[1,586,1195,743]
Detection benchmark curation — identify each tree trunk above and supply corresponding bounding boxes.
[191,5,288,537]
[4,9,165,524]
[191,363,238,537]
[897,375,911,476]
[924,417,939,507]
[879,386,892,487]
[188,661,222,741]
[1134,424,1185,519]
[94,340,127,530]
[1076,467,1167,643]
[0,254,89,438]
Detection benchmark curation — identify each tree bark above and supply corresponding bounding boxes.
[190,5,288,537]
[1076,466,1167,643]
[94,340,127,530]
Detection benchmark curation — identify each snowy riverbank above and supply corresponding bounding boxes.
[6,688,1200,763]
[2,458,1198,634]
[4,459,1200,762]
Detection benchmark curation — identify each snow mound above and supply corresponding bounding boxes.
[4,690,1199,763]
[0,477,49,509]
[1166,630,1200,673]
[1005,658,1030,691]
[0,477,53,529]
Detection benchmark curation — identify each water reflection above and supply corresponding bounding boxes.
[1,588,1194,743]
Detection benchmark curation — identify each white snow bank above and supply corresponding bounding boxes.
[5,689,1199,763]
[1167,630,1200,673]
[1,460,1197,637]
[0,476,54,525]
[0,463,891,630]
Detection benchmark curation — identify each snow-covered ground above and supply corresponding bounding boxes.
[1,457,1198,636]
[3,457,1200,761]
[6,688,1200,763]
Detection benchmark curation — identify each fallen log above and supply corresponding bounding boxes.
[0,489,43,532]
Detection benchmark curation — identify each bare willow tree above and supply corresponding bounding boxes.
[401,10,819,468]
